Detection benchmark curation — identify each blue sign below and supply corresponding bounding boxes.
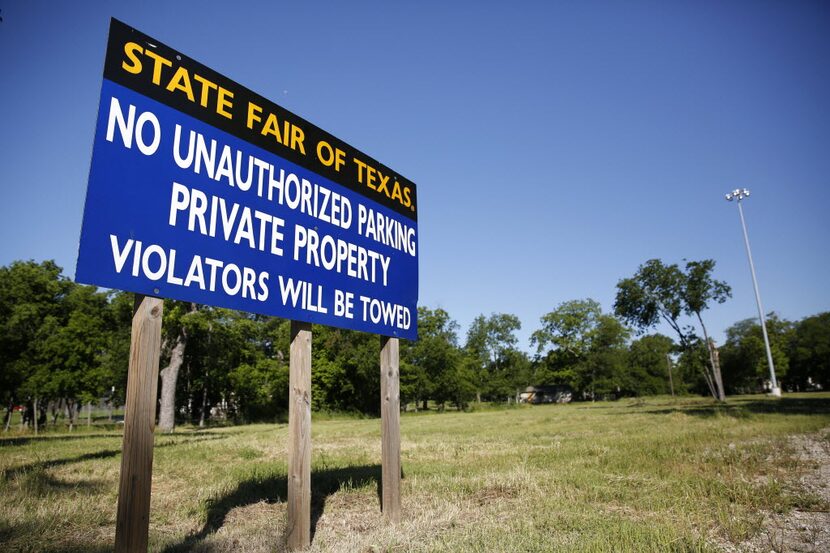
[77,20,418,339]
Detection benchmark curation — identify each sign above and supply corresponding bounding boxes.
[77,19,418,339]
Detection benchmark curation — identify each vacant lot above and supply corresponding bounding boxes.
[1,394,829,552]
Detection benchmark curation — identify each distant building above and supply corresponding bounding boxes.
[519,386,573,404]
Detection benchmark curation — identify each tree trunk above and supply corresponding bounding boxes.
[591,370,596,402]
[3,399,12,432]
[712,346,724,397]
[67,399,77,432]
[158,327,187,433]
[186,369,193,423]
[51,399,61,426]
[700,365,718,401]
[665,354,675,398]
[87,402,93,427]
[697,313,725,401]
[198,385,208,428]
[33,398,39,435]
[476,391,481,403]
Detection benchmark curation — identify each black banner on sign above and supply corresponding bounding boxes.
[102,18,417,221]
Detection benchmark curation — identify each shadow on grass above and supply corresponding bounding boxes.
[635,396,830,418]
[41,546,113,553]
[0,428,227,448]
[2,448,122,481]
[161,464,382,552]
[0,432,123,447]
[2,434,226,481]
[0,520,114,553]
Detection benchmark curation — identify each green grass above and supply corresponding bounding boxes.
[1,394,829,552]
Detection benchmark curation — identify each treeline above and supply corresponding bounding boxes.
[2,260,828,430]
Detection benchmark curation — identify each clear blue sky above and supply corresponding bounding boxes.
[1,0,828,350]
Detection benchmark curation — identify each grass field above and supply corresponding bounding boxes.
[1,394,829,552]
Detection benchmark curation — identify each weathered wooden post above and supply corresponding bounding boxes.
[114,295,163,552]
[380,336,401,522]
[287,321,312,550]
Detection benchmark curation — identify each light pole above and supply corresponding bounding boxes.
[724,188,781,396]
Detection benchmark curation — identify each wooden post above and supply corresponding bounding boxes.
[287,321,312,550]
[380,336,401,522]
[115,295,163,553]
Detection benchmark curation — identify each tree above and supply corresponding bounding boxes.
[674,337,714,396]
[312,326,379,414]
[0,261,123,431]
[532,300,630,398]
[532,299,602,358]
[615,262,686,342]
[439,354,477,410]
[0,260,71,428]
[158,301,196,432]
[401,307,462,409]
[626,334,676,396]
[720,314,793,393]
[584,314,630,398]
[531,299,601,390]
[788,312,830,390]
[682,260,732,399]
[97,291,136,416]
[465,313,522,402]
[228,358,289,421]
[401,306,476,410]
[614,259,730,401]
[27,284,111,430]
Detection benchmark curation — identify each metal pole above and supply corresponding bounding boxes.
[735,199,780,396]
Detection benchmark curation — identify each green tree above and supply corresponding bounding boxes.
[1,261,121,430]
[531,299,601,391]
[312,327,379,414]
[228,358,289,421]
[674,337,713,396]
[0,260,71,428]
[787,312,830,390]
[532,299,630,398]
[401,307,463,410]
[532,299,602,359]
[585,314,630,397]
[158,301,196,432]
[176,309,283,424]
[33,284,111,429]
[614,259,730,400]
[720,314,793,393]
[97,291,136,413]
[682,259,732,399]
[626,334,676,396]
[465,313,522,402]
[439,354,477,410]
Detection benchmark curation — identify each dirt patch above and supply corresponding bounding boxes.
[728,429,830,553]
[473,482,519,506]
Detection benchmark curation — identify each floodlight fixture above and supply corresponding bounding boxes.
[726,188,751,201]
